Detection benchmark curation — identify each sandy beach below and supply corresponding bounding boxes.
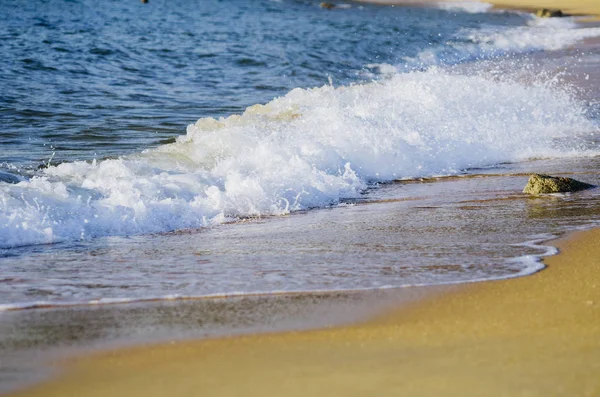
[493,0,600,15]
[9,226,600,397]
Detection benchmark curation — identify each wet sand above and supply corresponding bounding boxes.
[9,227,600,397]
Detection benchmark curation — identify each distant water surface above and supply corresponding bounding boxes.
[0,0,555,167]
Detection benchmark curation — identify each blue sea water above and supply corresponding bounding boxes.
[1,0,600,310]
[0,0,583,168]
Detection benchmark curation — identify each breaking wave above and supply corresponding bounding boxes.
[0,67,597,248]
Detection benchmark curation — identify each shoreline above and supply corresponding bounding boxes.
[8,227,600,397]
[4,157,600,395]
[353,0,600,17]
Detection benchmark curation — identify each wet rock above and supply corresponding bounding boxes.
[535,8,564,18]
[523,174,595,195]
[320,2,336,9]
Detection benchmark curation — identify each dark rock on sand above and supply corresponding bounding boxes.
[535,9,564,18]
[523,174,595,195]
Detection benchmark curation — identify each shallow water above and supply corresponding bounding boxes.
[2,156,600,310]
[2,0,600,307]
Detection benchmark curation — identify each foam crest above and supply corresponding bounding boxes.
[408,17,600,67]
[435,1,493,13]
[468,18,600,52]
[0,69,597,248]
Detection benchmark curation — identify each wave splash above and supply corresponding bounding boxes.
[0,68,597,248]
[405,17,600,68]
[435,1,494,14]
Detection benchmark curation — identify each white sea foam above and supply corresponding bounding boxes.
[365,63,399,78]
[407,16,600,68]
[0,68,597,248]
[435,1,493,14]
[467,18,600,52]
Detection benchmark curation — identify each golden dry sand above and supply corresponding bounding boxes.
[488,0,599,15]
[11,228,600,397]
[357,0,600,17]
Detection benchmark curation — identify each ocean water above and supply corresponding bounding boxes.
[1,0,600,313]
